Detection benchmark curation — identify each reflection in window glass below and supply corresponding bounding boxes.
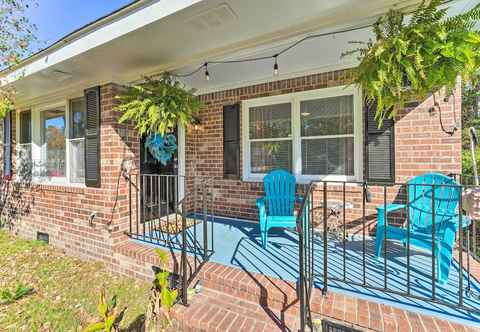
[249,103,291,139]
[301,95,355,176]
[301,95,353,137]
[17,111,32,180]
[249,103,292,174]
[70,98,85,139]
[251,140,292,173]
[42,109,65,178]
[69,139,84,182]
[302,137,354,175]
[69,98,86,183]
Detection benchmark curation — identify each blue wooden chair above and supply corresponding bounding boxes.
[375,173,470,284]
[256,169,301,249]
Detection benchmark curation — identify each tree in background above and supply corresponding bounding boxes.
[0,0,38,117]
[462,83,480,181]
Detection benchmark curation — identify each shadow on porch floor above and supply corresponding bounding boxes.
[136,214,480,328]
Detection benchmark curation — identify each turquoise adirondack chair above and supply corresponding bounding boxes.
[375,173,470,284]
[256,169,300,249]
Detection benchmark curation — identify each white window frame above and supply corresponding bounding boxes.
[242,85,363,183]
[16,109,32,181]
[68,97,86,184]
[16,97,86,187]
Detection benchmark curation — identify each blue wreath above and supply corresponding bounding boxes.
[145,133,177,166]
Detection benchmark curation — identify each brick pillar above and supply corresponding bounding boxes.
[98,83,140,246]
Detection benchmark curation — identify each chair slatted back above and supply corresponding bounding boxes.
[407,173,460,234]
[263,169,296,216]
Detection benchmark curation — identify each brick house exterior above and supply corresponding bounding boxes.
[0,68,462,273]
[3,1,478,329]
[189,69,462,221]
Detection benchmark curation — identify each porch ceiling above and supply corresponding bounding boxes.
[3,0,470,105]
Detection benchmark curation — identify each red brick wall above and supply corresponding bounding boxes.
[187,69,462,221]
[0,69,462,269]
[394,90,462,181]
[1,83,139,267]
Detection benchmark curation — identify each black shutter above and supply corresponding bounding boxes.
[365,101,395,183]
[223,104,240,179]
[3,112,12,179]
[84,86,101,187]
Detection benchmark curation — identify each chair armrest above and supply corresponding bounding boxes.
[443,214,472,229]
[461,215,472,228]
[296,195,304,204]
[256,197,266,215]
[256,197,265,209]
[376,203,406,214]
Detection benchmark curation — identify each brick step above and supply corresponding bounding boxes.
[115,241,480,332]
[172,286,300,332]
[195,261,300,314]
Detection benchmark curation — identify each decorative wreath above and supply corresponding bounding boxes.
[145,133,177,166]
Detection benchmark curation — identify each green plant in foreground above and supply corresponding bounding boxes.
[0,283,34,304]
[345,0,480,126]
[154,248,177,326]
[82,288,126,332]
[116,75,202,136]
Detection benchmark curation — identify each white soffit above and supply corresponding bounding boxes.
[10,0,471,103]
[2,0,204,84]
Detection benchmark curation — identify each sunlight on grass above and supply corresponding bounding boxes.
[0,231,150,331]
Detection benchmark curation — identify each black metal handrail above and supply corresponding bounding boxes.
[125,173,214,305]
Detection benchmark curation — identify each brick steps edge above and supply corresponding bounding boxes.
[172,286,300,332]
[114,241,480,332]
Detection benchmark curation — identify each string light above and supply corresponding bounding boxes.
[273,55,279,76]
[169,1,455,81]
[204,63,210,81]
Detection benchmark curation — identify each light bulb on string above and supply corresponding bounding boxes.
[204,63,210,81]
[273,56,279,76]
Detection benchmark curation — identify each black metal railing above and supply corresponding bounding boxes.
[297,183,314,332]
[297,178,480,331]
[125,173,214,305]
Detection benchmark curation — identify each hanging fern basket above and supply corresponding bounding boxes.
[115,75,202,139]
[346,0,480,126]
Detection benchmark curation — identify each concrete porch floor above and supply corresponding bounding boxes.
[135,214,480,329]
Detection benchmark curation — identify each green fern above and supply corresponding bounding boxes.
[115,75,202,136]
[347,0,480,127]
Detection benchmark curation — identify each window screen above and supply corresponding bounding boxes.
[300,95,354,176]
[249,103,292,173]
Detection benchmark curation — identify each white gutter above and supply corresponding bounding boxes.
[1,0,203,85]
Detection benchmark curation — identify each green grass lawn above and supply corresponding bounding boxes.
[0,231,150,331]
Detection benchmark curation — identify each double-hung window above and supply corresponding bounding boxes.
[69,98,86,183]
[41,108,66,178]
[249,102,292,173]
[17,110,32,179]
[243,85,361,182]
[17,97,86,185]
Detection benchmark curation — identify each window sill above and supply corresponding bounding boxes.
[242,174,361,185]
[33,183,86,194]
[14,179,87,194]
